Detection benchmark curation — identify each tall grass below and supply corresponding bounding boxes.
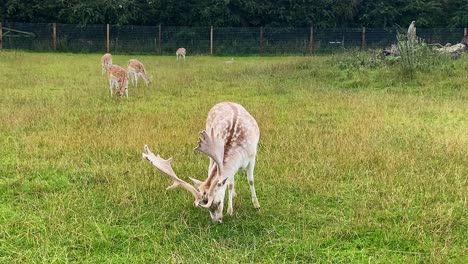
[0,52,467,263]
[395,33,451,78]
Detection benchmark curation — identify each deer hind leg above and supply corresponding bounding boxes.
[129,72,134,86]
[124,80,129,98]
[227,176,236,216]
[247,158,260,209]
[109,79,114,97]
[133,73,138,87]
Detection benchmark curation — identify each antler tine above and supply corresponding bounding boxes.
[194,129,224,173]
[142,145,202,206]
[194,129,225,208]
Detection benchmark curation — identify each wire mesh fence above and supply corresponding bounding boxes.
[0,22,466,55]
[57,24,106,52]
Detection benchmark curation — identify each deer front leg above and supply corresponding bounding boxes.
[227,177,236,216]
[247,159,260,209]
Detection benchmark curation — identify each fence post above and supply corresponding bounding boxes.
[361,27,366,50]
[465,27,467,36]
[106,24,110,53]
[158,24,161,54]
[210,26,213,55]
[0,23,2,51]
[52,23,57,51]
[259,26,264,55]
[310,25,314,54]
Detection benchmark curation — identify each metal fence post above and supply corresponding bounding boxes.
[106,24,110,53]
[53,23,57,51]
[210,26,213,55]
[260,26,264,55]
[310,25,314,54]
[158,24,161,54]
[361,27,366,50]
[0,23,2,51]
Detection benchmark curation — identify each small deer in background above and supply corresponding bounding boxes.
[225,58,235,64]
[143,102,260,223]
[101,53,113,75]
[176,48,186,61]
[127,59,152,87]
[106,65,129,98]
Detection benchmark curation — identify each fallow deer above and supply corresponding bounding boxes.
[142,102,260,223]
[106,65,129,98]
[101,53,112,75]
[127,59,152,87]
[176,48,186,61]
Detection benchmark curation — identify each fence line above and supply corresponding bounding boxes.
[0,22,466,55]
[0,23,3,50]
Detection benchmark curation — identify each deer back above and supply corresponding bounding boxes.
[176,48,186,55]
[128,59,146,73]
[206,102,259,167]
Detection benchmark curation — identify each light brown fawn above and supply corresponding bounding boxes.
[106,65,129,98]
[176,48,186,61]
[127,59,151,87]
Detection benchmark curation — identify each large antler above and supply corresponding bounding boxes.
[142,145,202,206]
[194,128,225,208]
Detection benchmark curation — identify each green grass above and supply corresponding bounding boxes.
[0,51,467,263]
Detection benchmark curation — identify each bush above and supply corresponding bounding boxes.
[335,33,453,80]
[395,33,450,78]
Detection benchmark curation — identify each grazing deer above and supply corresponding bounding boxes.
[176,48,186,61]
[106,65,129,98]
[143,102,260,223]
[127,59,152,87]
[101,53,113,75]
[225,58,235,64]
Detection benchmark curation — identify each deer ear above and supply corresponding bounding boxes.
[217,177,229,187]
[189,177,203,187]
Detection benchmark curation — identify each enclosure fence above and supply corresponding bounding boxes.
[0,22,466,55]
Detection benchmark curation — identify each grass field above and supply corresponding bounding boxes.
[0,51,467,263]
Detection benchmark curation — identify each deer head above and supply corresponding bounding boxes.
[142,129,228,223]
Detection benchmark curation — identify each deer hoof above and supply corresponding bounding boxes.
[253,198,260,209]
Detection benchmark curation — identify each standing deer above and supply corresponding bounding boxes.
[176,48,186,61]
[101,53,113,75]
[142,102,260,223]
[106,65,129,98]
[127,59,152,87]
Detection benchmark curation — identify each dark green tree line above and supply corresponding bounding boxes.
[1,0,467,27]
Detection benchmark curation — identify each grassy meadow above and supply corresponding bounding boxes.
[0,51,467,263]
